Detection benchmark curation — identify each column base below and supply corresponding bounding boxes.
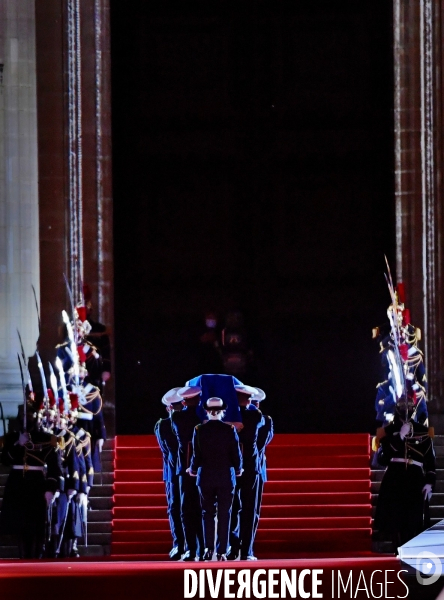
[0,382,22,424]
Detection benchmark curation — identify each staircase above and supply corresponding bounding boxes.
[0,438,115,558]
[112,433,373,559]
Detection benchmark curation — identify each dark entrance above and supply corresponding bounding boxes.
[111,1,394,434]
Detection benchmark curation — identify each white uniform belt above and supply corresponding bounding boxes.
[77,412,93,420]
[12,465,45,471]
[391,457,423,469]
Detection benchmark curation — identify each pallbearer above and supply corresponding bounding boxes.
[154,388,185,560]
[188,397,243,561]
[171,386,204,561]
[249,388,273,542]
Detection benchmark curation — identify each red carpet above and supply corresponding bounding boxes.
[112,433,372,560]
[0,557,407,600]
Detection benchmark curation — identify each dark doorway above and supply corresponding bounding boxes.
[111,1,394,434]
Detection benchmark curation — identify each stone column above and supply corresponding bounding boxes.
[35,0,114,432]
[394,0,444,428]
[0,0,39,419]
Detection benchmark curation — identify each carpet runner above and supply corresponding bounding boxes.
[112,433,372,560]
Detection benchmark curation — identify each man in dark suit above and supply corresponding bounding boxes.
[228,386,264,560]
[188,397,243,561]
[154,388,185,560]
[171,387,204,561]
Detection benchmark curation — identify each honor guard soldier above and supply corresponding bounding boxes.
[50,400,82,558]
[228,385,264,561]
[249,388,273,543]
[69,370,106,470]
[171,386,204,561]
[374,392,436,548]
[155,388,185,560]
[188,397,243,561]
[0,393,63,558]
[70,398,94,558]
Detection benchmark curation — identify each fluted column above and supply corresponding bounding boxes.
[0,0,39,418]
[394,0,444,427]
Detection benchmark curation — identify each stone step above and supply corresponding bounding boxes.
[78,544,109,557]
[371,540,394,554]
[0,484,114,500]
[0,546,19,558]
[371,482,381,494]
[93,472,114,485]
[82,532,111,545]
[0,544,109,559]
[87,509,112,522]
[88,522,112,534]
[89,484,113,498]
[88,497,112,510]
[103,439,115,451]
[429,506,444,517]
[100,449,114,462]
[371,470,385,482]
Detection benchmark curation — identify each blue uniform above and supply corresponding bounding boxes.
[0,429,62,558]
[190,420,242,555]
[229,405,264,559]
[171,406,204,558]
[254,413,273,539]
[154,416,184,554]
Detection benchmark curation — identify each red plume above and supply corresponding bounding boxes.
[47,388,56,407]
[69,393,79,410]
[77,306,87,322]
[403,309,411,325]
[397,283,406,304]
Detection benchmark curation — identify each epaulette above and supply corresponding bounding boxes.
[55,342,69,349]
[371,436,379,452]
[57,436,66,451]
[376,380,388,389]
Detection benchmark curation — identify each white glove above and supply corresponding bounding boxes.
[45,491,56,506]
[422,483,433,501]
[102,371,111,383]
[400,423,411,440]
[67,489,77,500]
[97,438,104,453]
[236,469,244,477]
[76,492,88,507]
[186,468,197,477]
